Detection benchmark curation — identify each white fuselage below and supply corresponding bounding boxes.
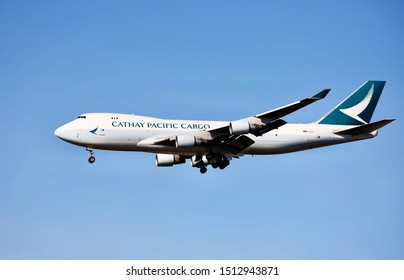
[54,113,375,156]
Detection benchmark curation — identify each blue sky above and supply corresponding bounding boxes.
[1,0,403,259]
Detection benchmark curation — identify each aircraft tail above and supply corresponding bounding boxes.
[317,81,386,125]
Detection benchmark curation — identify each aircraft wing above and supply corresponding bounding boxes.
[139,89,330,154]
[201,88,330,138]
[138,132,256,155]
[251,89,330,123]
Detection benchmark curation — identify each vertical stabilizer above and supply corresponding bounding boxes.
[318,81,386,125]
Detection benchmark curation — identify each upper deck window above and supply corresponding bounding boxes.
[77,116,87,119]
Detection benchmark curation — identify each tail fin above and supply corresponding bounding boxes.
[317,81,386,125]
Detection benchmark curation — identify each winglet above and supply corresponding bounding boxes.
[313,89,331,99]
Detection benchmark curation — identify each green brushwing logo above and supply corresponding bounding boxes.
[89,126,99,135]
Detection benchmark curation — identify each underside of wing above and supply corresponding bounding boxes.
[210,134,256,155]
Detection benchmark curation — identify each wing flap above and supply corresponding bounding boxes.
[213,135,255,154]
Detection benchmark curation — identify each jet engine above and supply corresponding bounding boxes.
[155,154,186,167]
[175,135,196,148]
[229,121,251,135]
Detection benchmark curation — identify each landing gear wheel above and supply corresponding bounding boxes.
[200,166,207,174]
[219,158,230,169]
[211,158,219,169]
[88,156,96,164]
[86,147,95,164]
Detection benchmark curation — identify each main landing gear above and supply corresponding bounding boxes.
[197,155,231,174]
[210,157,230,170]
[86,147,95,164]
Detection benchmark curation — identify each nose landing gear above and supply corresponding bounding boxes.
[86,147,95,164]
[88,156,95,164]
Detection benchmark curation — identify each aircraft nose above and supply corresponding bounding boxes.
[54,125,66,139]
[55,120,82,144]
[54,124,78,142]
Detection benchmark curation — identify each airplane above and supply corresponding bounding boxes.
[55,80,394,174]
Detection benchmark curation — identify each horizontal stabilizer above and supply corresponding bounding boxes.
[334,119,395,136]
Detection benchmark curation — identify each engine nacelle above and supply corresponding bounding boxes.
[229,121,251,135]
[156,154,186,167]
[175,135,196,148]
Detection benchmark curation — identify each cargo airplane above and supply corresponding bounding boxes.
[55,81,394,173]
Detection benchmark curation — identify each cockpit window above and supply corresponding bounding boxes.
[77,116,87,119]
